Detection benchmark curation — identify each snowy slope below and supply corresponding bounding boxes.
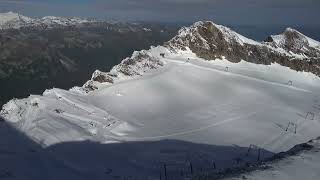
[228,138,320,180]
[1,46,320,179]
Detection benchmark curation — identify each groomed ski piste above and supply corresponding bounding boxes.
[1,39,320,179]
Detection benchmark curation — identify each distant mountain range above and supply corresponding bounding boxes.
[0,11,95,30]
[0,12,179,106]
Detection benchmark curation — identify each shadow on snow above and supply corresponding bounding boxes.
[0,120,275,180]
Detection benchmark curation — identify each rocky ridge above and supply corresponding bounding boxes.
[81,21,320,92]
[165,21,320,76]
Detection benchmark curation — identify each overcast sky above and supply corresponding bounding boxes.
[0,0,319,26]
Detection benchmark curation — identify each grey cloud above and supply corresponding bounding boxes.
[0,0,319,26]
[91,0,319,25]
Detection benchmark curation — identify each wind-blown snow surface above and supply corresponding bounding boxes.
[1,47,320,179]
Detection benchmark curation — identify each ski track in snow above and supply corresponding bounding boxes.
[111,111,259,141]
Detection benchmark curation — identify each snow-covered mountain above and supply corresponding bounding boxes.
[265,27,320,58]
[0,12,94,30]
[166,21,320,76]
[82,49,166,91]
[81,21,320,92]
[1,21,320,179]
[0,12,34,29]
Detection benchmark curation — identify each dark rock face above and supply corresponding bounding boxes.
[82,50,164,91]
[166,21,320,76]
[112,51,164,77]
[92,73,114,84]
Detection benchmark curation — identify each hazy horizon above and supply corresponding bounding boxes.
[2,9,320,41]
[0,0,319,26]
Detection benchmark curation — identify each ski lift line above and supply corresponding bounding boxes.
[285,122,297,134]
[56,112,114,130]
[53,92,110,118]
[55,92,122,125]
[285,114,316,137]
[245,145,263,162]
[305,112,315,120]
[262,113,311,149]
[167,56,271,73]
[45,112,93,137]
[54,92,94,114]
[170,58,311,93]
[260,131,288,149]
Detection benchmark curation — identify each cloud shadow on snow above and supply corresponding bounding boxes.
[0,120,275,180]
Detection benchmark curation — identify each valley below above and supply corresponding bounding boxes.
[0,19,178,106]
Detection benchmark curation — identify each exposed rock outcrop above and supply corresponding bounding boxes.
[82,49,164,91]
[265,27,320,58]
[165,21,320,76]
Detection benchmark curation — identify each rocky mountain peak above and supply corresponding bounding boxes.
[268,28,307,47]
[265,27,320,57]
[166,21,261,62]
[165,21,320,76]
